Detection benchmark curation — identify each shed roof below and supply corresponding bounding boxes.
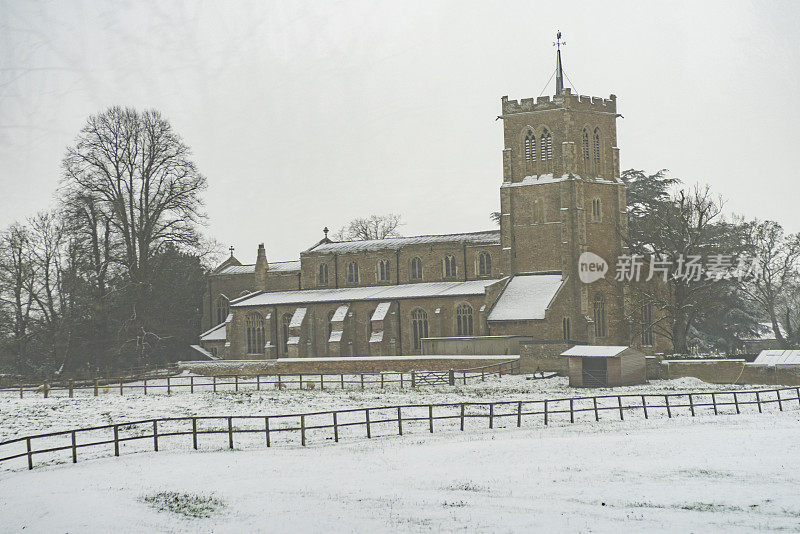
[561,345,630,358]
[487,273,564,321]
[231,279,499,308]
[753,350,800,365]
[304,230,500,254]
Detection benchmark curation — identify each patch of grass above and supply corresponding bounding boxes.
[141,491,225,519]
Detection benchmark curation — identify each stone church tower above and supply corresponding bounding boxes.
[498,37,627,343]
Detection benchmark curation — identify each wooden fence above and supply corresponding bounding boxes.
[1,385,798,471]
[0,360,520,398]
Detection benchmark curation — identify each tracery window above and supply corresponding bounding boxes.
[377,259,391,282]
[410,256,423,280]
[411,308,429,351]
[245,312,265,355]
[443,254,457,278]
[347,261,359,284]
[541,129,553,160]
[318,263,329,285]
[456,303,474,336]
[478,252,492,276]
[524,129,536,162]
[215,295,229,326]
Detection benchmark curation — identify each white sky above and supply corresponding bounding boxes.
[1,0,799,264]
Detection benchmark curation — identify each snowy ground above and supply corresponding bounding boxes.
[1,410,799,533]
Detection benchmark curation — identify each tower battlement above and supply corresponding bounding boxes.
[502,89,616,115]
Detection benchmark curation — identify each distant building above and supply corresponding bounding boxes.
[197,41,671,361]
[561,345,647,387]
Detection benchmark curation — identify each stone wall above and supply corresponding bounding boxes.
[661,359,800,386]
[422,335,532,356]
[179,355,519,376]
[518,342,573,374]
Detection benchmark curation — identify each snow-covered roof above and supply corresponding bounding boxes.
[487,273,564,321]
[500,174,621,189]
[217,260,301,275]
[561,345,630,358]
[305,230,500,254]
[289,307,307,328]
[199,322,226,342]
[753,350,800,365]
[189,345,221,360]
[331,304,349,323]
[232,279,500,308]
[371,302,392,322]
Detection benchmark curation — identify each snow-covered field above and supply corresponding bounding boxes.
[2,410,799,533]
[2,375,798,532]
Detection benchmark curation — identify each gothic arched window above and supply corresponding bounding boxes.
[347,261,359,284]
[215,295,229,326]
[456,303,474,336]
[281,313,292,354]
[563,317,571,341]
[478,252,492,277]
[591,198,602,221]
[411,308,429,351]
[443,254,457,278]
[541,129,553,160]
[245,312,265,355]
[377,259,391,282]
[593,128,601,164]
[318,263,328,286]
[410,256,423,280]
[582,129,590,160]
[594,293,606,338]
[524,129,536,162]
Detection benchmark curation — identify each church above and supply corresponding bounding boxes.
[196,44,670,361]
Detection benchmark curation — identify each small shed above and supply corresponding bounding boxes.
[561,345,646,387]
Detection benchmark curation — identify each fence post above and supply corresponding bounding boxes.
[642,395,648,419]
[360,374,365,390]
[301,415,306,446]
[333,412,339,442]
[19,382,23,399]
[228,417,234,449]
[69,379,74,398]
[756,391,762,413]
[144,378,148,395]
[593,397,599,421]
[463,372,467,385]
[265,417,270,447]
[489,403,494,429]
[428,405,434,433]
[190,376,194,394]
[341,374,345,389]
[71,431,77,463]
[381,374,385,389]
[277,374,282,390]
[192,418,198,450]
[544,400,548,425]
[481,369,485,381]
[517,401,522,427]
[400,373,404,389]
[167,377,171,395]
[448,369,455,386]
[569,399,574,423]
[26,437,33,470]
[733,392,740,414]
[712,393,718,415]
[120,378,124,396]
[689,393,695,416]
[256,375,260,391]
[796,387,800,406]
[617,396,624,421]
[411,371,416,388]
[460,403,465,431]
[213,376,217,393]
[398,407,403,435]
[365,409,371,438]
[320,374,324,391]
[94,379,98,396]
[777,389,783,412]
[664,395,671,418]
[113,425,119,456]
[153,420,159,452]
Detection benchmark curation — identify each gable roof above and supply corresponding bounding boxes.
[230,279,501,308]
[487,273,564,322]
[216,260,301,275]
[304,230,500,255]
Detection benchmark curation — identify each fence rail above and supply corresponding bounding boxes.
[0,360,520,398]
[2,385,797,471]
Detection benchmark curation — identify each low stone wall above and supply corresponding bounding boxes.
[423,336,533,356]
[178,355,520,376]
[518,343,572,374]
[662,359,800,386]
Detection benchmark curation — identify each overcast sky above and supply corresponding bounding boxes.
[1,0,799,264]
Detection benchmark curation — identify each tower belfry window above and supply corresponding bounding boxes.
[524,130,536,162]
[582,129,590,160]
[593,128,601,164]
[541,130,552,160]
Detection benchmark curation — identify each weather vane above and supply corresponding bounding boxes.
[554,30,566,50]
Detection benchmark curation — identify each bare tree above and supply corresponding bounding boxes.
[741,220,800,348]
[332,214,403,241]
[0,223,38,372]
[61,106,207,363]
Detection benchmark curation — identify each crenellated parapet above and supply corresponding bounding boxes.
[502,88,616,115]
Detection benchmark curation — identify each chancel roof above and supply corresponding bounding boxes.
[304,230,500,255]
